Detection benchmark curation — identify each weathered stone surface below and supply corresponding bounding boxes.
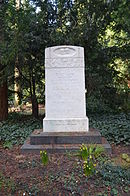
[30,129,102,145]
[21,134,112,154]
[43,46,89,132]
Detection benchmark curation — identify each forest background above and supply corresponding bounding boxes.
[0,0,129,120]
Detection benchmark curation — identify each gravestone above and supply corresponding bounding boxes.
[43,45,89,132]
[21,45,111,154]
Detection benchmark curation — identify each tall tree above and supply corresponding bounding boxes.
[14,0,21,107]
[0,0,8,121]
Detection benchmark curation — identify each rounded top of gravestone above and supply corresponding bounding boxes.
[45,45,84,59]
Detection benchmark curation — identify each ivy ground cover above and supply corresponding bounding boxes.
[0,112,130,195]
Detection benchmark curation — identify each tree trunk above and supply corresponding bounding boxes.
[0,81,8,121]
[14,67,21,106]
[0,1,8,121]
[14,1,21,107]
[32,94,38,118]
[29,74,38,118]
[32,75,38,118]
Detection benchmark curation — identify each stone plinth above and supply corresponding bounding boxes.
[43,46,89,132]
[30,129,102,145]
[21,129,112,154]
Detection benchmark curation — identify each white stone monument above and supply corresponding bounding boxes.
[21,45,111,154]
[43,45,89,132]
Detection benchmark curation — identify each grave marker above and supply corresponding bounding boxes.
[43,46,89,132]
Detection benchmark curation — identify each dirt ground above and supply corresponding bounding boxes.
[0,143,130,196]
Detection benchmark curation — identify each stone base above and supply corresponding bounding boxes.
[21,128,111,154]
[43,117,89,132]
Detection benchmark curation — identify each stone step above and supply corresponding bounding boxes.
[30,129,102,145]
[21,128,111,154]
[21,137,111,154]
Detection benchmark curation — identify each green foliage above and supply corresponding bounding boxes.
[121,153,130,165]
[89,112,130,145]
[41,151,130,195]
[94,146,105,158]
[45,164,83,195]
[40,150,49,166]
[3,141,13,149]
[87,95,114,114]
[0,172,16,193]
[79,144,104,176]
[0,0,129,113]
[0,112,129,148]
[97,163,130,189]
[121,153,129,160]
[83,160,96,177]
[79,144,90,161]
[0,113,42,145]
[16,183,40,196]
[79,144,104,161]
[18,159,39,169]
[95,156,130,194]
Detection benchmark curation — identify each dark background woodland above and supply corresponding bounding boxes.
[0,0,129,120]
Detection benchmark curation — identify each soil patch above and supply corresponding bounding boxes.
[0,144,130,195]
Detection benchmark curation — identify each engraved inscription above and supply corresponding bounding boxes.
[46,67,85,117]
[55,122,77,126]
[44,46,86,119]
[45,58,84,68]
[53,47,76,57]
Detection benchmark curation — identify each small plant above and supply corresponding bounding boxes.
[121,153,130,163]
[83,160,96,176]
[79,144,104,160]
[0,172,16,193]
[3,141,13,149]
[40,150,49,166]
[79,144,104,176]
[94,146,105,158]
[79,144,90,161]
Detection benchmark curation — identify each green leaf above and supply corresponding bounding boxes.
[3,141,13,149]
